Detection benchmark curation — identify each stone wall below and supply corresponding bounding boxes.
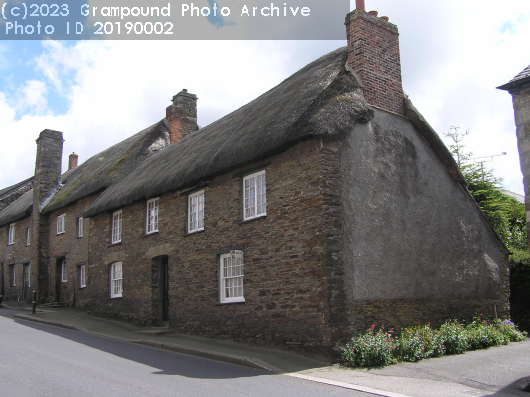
[86,139,334,352]
[338,109,510,341]
[0,216,33,302]
[46,195,93,307]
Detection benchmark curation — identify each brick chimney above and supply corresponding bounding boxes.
[166,89,198,144]
[345,6,404,116]
[68,152,78,170]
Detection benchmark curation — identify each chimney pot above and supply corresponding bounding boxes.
[355,0,365,11]
[68,152,79,170]
[380,16,389,22]
[368,10,378,16]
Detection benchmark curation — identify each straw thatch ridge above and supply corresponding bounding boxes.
[42,120,170,214]
[0,189,33,226]
[83,47,375,218]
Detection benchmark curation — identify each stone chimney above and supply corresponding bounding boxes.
[31,129,64,303]
[33,129,64,205]
[68,152,78,170]
[166,89,198,144]
[345,6,404,116]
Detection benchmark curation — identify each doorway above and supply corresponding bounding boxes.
[152,256,169,324]
[22,263,30,301]
[0,263,4,305]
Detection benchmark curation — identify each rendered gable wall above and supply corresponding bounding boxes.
[337,109,509,336]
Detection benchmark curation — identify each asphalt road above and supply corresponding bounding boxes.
[0,308,369,397]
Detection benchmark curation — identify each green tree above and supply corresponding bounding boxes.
[444,127,527,253]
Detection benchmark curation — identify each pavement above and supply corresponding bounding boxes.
[1,301,530,397]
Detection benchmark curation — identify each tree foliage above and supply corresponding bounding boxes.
[445,127,528,254]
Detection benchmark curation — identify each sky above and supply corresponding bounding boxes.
[0,0,529,196]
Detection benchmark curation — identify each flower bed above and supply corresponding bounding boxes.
[342,316,526,368]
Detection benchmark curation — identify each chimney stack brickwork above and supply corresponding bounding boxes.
[345,10,404,116]
[68,152,78,170]
[166,89,199,144]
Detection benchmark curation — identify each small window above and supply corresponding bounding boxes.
[188,190,204,233]
[61,260,67,283]
[26,227,30,246]
[110,262,122,298]
[80,265,86,288]
[146,198,159,234]
[220,250,245,304]
[111,210,122,244]
[243,170,266,221]
[57,214,66,234]
[8,223,15,245]
[9,264,15,287]
[78,217,84,238]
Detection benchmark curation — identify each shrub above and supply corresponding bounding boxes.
[438,320,468,355]
[342,317,526,368]
[495,319,526,342]
[394,324,444,362]
[343,325,396,367]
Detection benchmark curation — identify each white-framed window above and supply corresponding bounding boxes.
[61,260,67,283]
[220,250,245,304]
[243,170,266,221]
[110,262,122,298]
[57,214,66,234]
[80,265,86,288]
[146,198,159,234]
[77,217,84,238]
[26,227,30,246]
[9,264,15,287]
[188,190,204,233]
[8,223,15,245]
[111,210,122,244]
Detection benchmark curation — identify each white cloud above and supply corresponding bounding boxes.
[17,80,48,113]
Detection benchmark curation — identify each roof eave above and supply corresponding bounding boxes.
[497,76,530,93]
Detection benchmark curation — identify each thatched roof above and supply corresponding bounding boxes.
[0,176,33,198]
[84,47,374,217]
[42,120,170,214]
[0,190,33,226]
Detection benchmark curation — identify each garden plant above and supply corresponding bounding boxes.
[343,316,526,368]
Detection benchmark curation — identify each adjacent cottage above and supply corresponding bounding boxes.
[0,6,509,357]
[498,65,530,248]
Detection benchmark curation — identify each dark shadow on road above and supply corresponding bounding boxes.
[0,307,271,380]
[484,376,530,396]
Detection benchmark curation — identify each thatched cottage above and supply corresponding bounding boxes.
[0,5,509,357]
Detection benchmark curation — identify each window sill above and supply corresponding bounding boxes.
[238,215,267,225]
[108,296,122,300]
[216,299,246,306]
[184,229,205,237]
[76,236,83,239]
[142,231,159,237]
[107,241,122,247]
